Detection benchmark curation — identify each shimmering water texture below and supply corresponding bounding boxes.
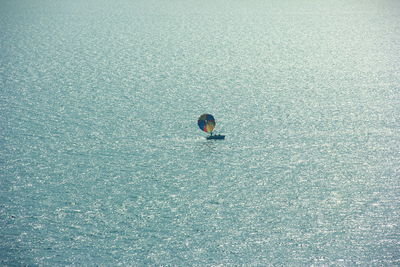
[1,0,399,265]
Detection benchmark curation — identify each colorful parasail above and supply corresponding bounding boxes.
[198,114,216,133]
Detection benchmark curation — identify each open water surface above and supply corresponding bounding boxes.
[1,0,399,265]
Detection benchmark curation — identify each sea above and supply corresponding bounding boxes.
[1,0,399,266]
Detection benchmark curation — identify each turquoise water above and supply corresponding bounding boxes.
[1,0,399,265]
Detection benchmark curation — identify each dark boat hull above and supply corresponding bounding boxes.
[206,135,225,140]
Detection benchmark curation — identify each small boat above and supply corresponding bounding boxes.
[198,114,225,140]
[207,134,225,140]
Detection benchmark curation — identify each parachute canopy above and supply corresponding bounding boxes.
[198,114,215,133]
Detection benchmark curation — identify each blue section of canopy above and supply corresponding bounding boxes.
[206,114,214,121]
[198,120,205,130]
